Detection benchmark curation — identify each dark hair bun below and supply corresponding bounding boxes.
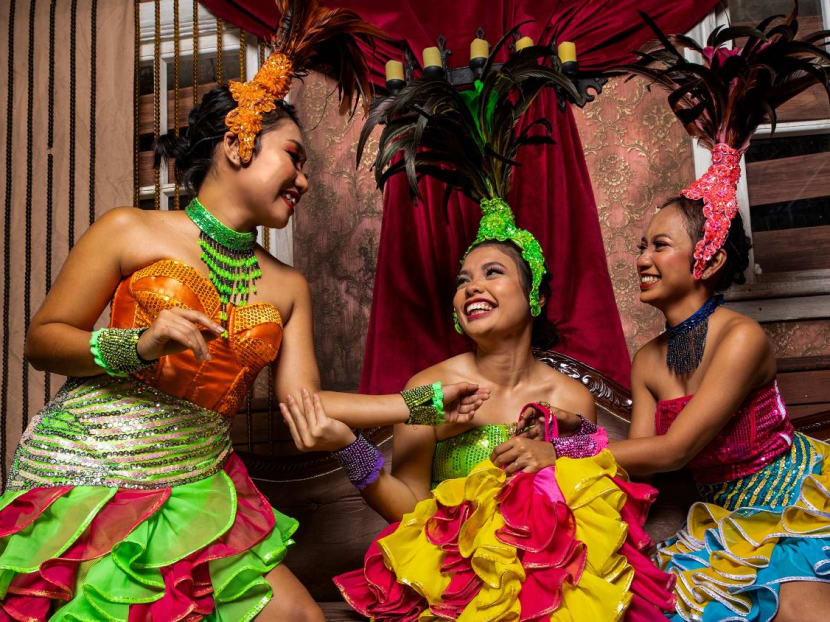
[154,86,301,196]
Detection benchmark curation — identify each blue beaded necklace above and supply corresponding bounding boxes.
[664,295,723,375]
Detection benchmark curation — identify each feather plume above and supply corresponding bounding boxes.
[618,3,830,150]
[272,0,387,115]
[357,31,580,205]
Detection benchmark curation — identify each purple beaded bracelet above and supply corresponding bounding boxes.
[552,415,604,459]
[334,433,385,491]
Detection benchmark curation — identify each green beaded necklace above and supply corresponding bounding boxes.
[185,198,261,336]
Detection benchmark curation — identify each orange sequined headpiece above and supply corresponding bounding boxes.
[224,0,384,163]
[226,53,294,163]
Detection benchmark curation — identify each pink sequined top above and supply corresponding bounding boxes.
[655,379,794,484]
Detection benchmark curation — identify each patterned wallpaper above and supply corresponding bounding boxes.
[290,75,385,391]
[573,77,689,354]
[290,73,830,393]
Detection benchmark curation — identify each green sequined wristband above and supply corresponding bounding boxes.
[89,328,152,377]
[401,381,445,426]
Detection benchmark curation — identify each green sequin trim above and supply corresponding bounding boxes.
[466,198,547,317]
[185,198,262,334]
[89,328,150,377]
[401,382,445,426]
[185,198,256,251]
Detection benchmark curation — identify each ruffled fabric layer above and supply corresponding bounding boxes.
[0,453,297,621]
[335,449,675,620]
[657,435,830,622]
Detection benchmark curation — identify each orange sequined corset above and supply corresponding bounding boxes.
[109,259,283,416]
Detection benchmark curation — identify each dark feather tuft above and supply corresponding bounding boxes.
[358,42,579,206]
[273,0,387,115]
[617,3,830,150]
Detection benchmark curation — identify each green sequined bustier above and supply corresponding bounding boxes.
[431,424,512,488]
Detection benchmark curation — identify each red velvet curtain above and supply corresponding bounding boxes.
[201,1,718,391]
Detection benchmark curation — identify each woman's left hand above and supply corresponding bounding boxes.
[442,382,491,424]
[490,436,556,475]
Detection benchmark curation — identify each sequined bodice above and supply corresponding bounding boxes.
[432,425,512,488]
[109,259,283,416]
[655,379,794,483]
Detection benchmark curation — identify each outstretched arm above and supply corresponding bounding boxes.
[281,380,437,524]
[609,320,774,477]
[273,276,487,428]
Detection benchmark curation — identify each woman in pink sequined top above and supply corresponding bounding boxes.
[566,196,830,622]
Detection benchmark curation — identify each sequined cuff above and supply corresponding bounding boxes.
[89,328,152,377]
[334,433,384,490]
[401,382,445,426]
[552,415,608,459]
[575,415,598,436]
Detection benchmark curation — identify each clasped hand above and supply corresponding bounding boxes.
[280,382,491,453]
[489,403,583,474]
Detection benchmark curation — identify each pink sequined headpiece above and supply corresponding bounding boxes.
[681,143,742,279]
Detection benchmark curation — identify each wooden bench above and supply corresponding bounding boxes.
[234,352,830,618]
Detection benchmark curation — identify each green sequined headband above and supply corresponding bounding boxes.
[465,198,547,317]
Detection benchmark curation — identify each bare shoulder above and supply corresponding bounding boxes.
[255,248,310,318]
[538,363,594,413]
[713,308,770,354]
[633,336,662,369]
[89,206,149,235]
[257,248,306,288]
[404,354,473,389]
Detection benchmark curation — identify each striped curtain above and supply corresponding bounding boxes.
[0,0,134,481]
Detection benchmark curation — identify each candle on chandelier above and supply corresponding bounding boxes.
[470,37,489,60]
[422,46,441,68]
[515,36,534,51]
[557,41,576,64]
[385,60,404,82]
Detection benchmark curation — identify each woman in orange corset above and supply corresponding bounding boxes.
[0,2,486,621]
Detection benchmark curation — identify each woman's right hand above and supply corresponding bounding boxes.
[136,308,225,361]
[516,404,582,440]
[281,389,357,452]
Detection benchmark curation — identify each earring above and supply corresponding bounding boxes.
[453,309,464,335]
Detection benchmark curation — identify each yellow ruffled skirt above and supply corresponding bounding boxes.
[336,450,675,621]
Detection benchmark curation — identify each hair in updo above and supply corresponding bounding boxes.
[473,240,559,350]
[659,195,752,290]
[154,85,301,195]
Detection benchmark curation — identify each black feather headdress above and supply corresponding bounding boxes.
[357,28,580,205]
[357,28,583,321]
[621,5,830,151]
[226,0,386,163]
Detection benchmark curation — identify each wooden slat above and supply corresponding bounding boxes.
[777,369,830,405]
[788,403,830,420]
[138,151,155,189]
[726,294,830,322]
[747,152,830,205]
[778,355,830,373]
[777,83,830,123]
[138,82,218,135]
[753,226,830,273]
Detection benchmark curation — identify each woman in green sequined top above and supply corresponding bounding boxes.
[288,240,596,523]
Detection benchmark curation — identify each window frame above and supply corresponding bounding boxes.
[137,0,294,265]
[686,4,830,322]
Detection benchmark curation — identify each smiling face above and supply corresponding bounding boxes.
[228,117,308,229]
[636,204,701,306]
[453,243,534,341]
